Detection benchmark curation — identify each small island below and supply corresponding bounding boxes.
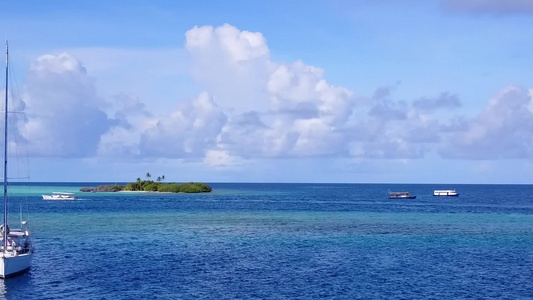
[80,173,212,193]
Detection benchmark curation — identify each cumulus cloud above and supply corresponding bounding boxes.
[114,93,148,115]
[184,24,359,160]
[268,61,354,125]
[97,126,141,157]
[96,93,151,157]
[342,86,466,159]
[442,0,533,14]
[21,53,115,157]
[185,24,272,113]
[110,93,150,128]
[18,23,532,166]
[59,24,468,163]
[138,92,227,158]
[440,85,533,159]
[186,24,269,62]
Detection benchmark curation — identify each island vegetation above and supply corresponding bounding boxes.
[80,173,212,193]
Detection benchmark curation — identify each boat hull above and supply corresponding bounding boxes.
[433,190,459,197]
[388,192,416,199]
[0,252,32,278]
[42,195,76,200]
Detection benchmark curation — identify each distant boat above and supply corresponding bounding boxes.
[433,189,459,197]
[389,191,416,199]
[0,41,33,278]
[42,192,76,200]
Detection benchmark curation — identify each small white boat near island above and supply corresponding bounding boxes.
[433,189,459,197]
[42,192,77,200]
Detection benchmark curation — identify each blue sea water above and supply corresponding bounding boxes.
[1,183,532,299]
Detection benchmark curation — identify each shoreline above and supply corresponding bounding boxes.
[117,190,174,194]
[81,181,212,193]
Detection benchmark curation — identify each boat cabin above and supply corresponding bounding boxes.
[389,192,416,199]
[433,189,459,196]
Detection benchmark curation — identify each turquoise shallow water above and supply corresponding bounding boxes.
[0,183,532,299]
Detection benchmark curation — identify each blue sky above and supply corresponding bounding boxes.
[1,0,533,183]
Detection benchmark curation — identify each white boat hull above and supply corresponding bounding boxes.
[42,194,76,200]
[433,190,459,196]
[0,252,32,278]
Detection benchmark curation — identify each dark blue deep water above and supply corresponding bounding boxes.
[1,183,533,299]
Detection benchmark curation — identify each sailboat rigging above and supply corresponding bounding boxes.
[0,41,33,278]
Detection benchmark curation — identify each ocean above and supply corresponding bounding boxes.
[1,183,532,299]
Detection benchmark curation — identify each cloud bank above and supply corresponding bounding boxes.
[17,24,533,165]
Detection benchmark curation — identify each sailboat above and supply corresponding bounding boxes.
[0,41,33,278]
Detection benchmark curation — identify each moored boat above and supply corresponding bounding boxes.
[42,192,76,200]
[389,191,416,199]
[433,189,459,196]
[0,41,33,278]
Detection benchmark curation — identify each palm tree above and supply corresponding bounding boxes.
[146,172,151,180]
[136,177,142,191]
[161,175,165,182]
[157,176,161,182]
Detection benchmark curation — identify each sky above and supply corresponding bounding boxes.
[0,0,533,184]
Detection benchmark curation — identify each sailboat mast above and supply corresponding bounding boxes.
[2,41,8,248]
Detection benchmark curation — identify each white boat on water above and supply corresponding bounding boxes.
[433,189,459,196]
[42,192,76,200]
[0,41,33,278]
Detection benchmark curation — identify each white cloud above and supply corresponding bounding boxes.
[291,118,345,156]
[186,24,269,62]
[138,92,227,158]
[17,24,533,166]
[184,24,358,160]
[97,126,140,157]
[185,24,272,114]
[268,61,354,126]
[440,85,533,159]
[20,53,115,157]
[204,149,234,166]
[96,93,153,157]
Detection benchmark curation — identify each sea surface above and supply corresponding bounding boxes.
[1,183,532,299]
